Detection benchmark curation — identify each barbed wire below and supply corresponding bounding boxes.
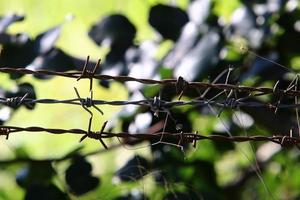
[2,96,300,110]
[1,56,300,152]
[0,124,298,147]
[1,66,300,98]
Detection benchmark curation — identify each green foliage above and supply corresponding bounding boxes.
[1,0,300,199]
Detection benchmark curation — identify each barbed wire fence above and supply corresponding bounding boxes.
[1,56,300,164]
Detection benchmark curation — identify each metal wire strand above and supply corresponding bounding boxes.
[0,67,300,97]
[0,124,298,146]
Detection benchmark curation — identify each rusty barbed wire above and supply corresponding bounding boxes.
[2,96,300,110]
[1,56,300,153]
[1,67,300,98]
[0,124,299,147]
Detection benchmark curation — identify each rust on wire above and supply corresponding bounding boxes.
[2,96,300,110]
[1,63,300,149]
[0,124,300,146]
[1,67,300,97]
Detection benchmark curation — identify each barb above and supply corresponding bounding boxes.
[176,76,189,100]
[0,127,10,139]
[77,56,101,91]
[74,57,106,148]
[4,93,28,108]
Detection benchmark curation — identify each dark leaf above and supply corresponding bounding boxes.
[88,14,136,50]
[0,22,63,79]
[66,176,99,196]
[114,155,149,182]
[102,48,128,73]
[5,82,37,110]
[65,156,100,195]
[25,184,67,200]
[66,157,92,176]
[149,4,189,41]
[0,32,30,47]
[277,9,300,59]
[16,161,54,188]
[27,48,78,79]
[0,35,36,75]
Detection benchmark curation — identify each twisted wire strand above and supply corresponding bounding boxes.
[1,66,299,148]
[1,67,300,97]
[0,124,296,145]
[1,96,300,110]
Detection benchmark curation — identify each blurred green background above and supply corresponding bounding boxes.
[0,0,185,157]
[0,0,280,199]
[0,0,192,199]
